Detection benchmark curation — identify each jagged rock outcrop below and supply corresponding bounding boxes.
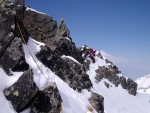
[0,0,29,74]
[89,92,104,113]
[62,56,93,92]
[36,46,92,92]
[4,69,39,112]
[23,9,83,63]
[31,82,62,113]
[23,8,57,42]
[0,38,29,74]
[95,66,120,86]
[47,35,84,63]
[0,0,16,58]
[95,65,137,95]
[57,18,71,40]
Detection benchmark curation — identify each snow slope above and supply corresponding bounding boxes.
[0,37,150,113]
[136,74,150,94]
[87,62,150,113]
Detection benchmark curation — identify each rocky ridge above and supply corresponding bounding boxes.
[0,0,138,113]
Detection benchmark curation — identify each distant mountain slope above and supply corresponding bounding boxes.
[136,74,150,94]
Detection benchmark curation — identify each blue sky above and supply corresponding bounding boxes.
[25,0,150,80]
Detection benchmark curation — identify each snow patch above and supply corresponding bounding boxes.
[0,68,23,113]
[61,55,81,65]
[26,7,46,15]
[136,74,150,94]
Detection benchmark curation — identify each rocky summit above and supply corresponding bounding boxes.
[0,0,146,113]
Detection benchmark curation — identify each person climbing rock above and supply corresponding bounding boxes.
[89,48,96,56]
[88,48,96,63]
[80,45,96,63]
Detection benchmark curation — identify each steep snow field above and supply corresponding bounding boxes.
[136,74,150,94]
[0,37,150,113]
[87,58,150,113]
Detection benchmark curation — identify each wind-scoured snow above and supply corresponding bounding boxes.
[136,74,150,94]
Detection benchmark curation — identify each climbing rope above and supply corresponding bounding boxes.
[16,20,63,111]
[16,19,47,78]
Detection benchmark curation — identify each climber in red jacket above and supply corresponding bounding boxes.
[88,49,96,63]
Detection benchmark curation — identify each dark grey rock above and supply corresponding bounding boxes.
[30,82,62,113]
[104,81,110,88]
[126,78,137,96]
[0,37,28,72]
[57,18,71,40]
[95,66,120,86]
[0,38,29,74]
[0,3,16,57]
[89,92,104,113]
[105,59,113,64]
[45,35,83,63]
[23,9,83,63]
[95,66,137,95]
[36,46,92,92]
[62,57,92,92]
[4,69,39,112]
[96,51,103,59]
[0,0,29,74]
[23,8,57,42]
[120,76,127,89]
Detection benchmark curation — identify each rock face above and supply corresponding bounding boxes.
[95,65,137,95]
[89,92,104,113]
[4,69,39,112]
[95,66,120,86]
[31,82,62,113]
[36,46,92,92]
[23,8,57,42]
[57,18,71,40]
[23,9,83,63]
[0,0,29,74]
[0,38,29,74]
[46,35,84,63]
[0,0,16,58]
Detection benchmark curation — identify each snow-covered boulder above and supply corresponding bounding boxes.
[4,69,39,112]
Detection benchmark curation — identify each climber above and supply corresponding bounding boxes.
[89,48,96,56]
[88,48,96,63]
[80,45,96,63]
